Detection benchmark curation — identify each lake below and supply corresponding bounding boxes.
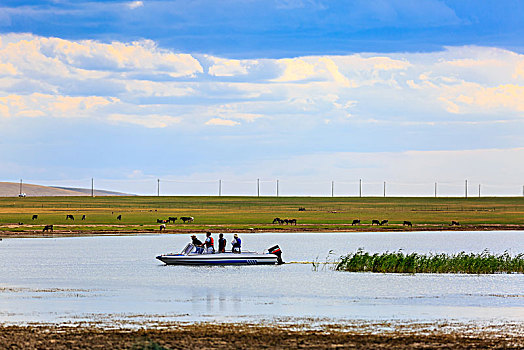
[1,231,523,326]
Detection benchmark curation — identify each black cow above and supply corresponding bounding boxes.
[288,218,297,225]
[168,217,177,223]
[157,219,167,224]
[272,217,283,224]
[66,214,74,220]
[43,224,53,232]
[32,215,38,220]
[371,219,380,225]
[180,216,193,223]
[403,221,413,227]
[351,219,360,225]
[81,215,86,220]
[450,220,460,226]
[117,215,122,220]
[380,220,389,226]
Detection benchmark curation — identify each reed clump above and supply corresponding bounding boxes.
[336,249,524,274]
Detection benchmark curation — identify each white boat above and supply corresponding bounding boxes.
[156,243,283,266]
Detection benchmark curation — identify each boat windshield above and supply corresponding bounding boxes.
[181,243,196,255]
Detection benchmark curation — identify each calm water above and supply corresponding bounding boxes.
[0,231,523,326]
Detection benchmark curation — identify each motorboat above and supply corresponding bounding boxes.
[156,243,284,266]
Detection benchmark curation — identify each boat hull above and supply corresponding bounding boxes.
[156,252,278,266]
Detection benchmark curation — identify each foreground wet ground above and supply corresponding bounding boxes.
[2,322,524,349]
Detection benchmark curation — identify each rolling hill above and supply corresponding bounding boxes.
[0,182,131,197]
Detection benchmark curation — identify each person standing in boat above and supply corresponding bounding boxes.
[191,235,204,254]
[231,234,241,253]
[203,232,215,254]
[218,233,226,253]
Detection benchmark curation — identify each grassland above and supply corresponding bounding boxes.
[0,196,523,236]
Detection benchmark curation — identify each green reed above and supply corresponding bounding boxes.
[336,249,524,274]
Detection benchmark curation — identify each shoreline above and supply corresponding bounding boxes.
[1,321,523,349]
[1,223,524,238]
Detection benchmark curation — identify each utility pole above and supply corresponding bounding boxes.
[157,179,160,196]
[331,181,334,197]
[383,181,386,197]
[276,179,279,197]
[257,178,260,197]
[359,179,362,198]
[19,179,22,196]
[91,178,94,197]
[478,184,481,198]
[434,182,437,198]
[465,179,468,198]
[219,180,222,196]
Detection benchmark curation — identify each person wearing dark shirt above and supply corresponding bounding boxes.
[191,235,203,254]
[218,233,226,253]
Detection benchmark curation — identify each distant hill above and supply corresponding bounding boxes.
[0,182,131,197]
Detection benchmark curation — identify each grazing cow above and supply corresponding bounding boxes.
[380,220,389,226]
[180,216,193,223]
[403,221,413,227]
[288,219,297,225]
[298,207,306,211]
[66,214,74,220]
[168,217,177,223]
[81,215,86,220]
[159,224,166,232]
[351,219,361,225]
[32,215,38,220]
[157,219,168,224]
[43,224,53,232]
[117,215,122,221]
[272,217,283,224]
[450,220,460,226]
[371,219,380,226]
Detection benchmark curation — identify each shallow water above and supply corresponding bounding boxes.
[0,231,523,325]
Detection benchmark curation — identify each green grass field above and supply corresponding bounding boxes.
[0,196,523,233]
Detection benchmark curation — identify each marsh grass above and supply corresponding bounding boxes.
[336,249,524,274]
[312,249,336,271]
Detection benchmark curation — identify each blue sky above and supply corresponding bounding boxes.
[0,1,523,195]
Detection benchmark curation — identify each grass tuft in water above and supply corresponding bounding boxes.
[336,249,524,274]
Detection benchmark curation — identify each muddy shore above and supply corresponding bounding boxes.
[1,223,524,238]
[1,322,523,349]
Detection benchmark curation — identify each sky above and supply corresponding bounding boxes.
[0,0,523,196]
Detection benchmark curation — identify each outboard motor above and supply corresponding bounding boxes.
[268,245,284,264]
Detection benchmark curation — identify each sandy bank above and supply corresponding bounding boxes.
[1,322,523,349]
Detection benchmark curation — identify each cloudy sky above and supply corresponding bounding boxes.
[0,1,523,196]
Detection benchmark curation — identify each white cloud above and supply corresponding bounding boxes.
[109,113,182,128]
[1,34,524,131]
[205,118,240,126]
[127,1,144,10]
[207,56,259,77]
[0,93,118,118]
